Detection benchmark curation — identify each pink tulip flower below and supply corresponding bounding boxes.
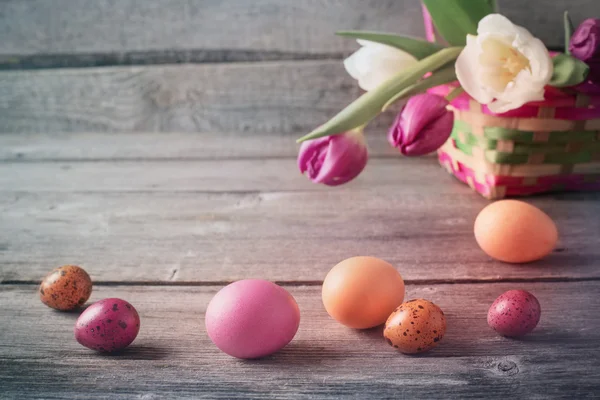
[297,130,368,186]
[388,93,454,156]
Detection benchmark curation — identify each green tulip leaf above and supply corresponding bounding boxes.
[549,53,590,87]
[336,31,445,60]
[564,11,574,55]
[422,0,494,46]
[296,47,463,143]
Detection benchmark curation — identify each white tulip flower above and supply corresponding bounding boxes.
[344,39,419,91]
[455,14,553,113]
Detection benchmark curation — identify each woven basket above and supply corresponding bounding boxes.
[420,6,600,199]
[429,85,600,199]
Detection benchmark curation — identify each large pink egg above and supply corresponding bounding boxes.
[205,280,300,359]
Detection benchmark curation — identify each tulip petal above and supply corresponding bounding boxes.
[297,132,368,186]
[344,40,418,92]
[322,136,368,185]
[456,36,494,104]
[457,14,554,113]
[298,136,329,177]
[478,14,518,37]
[517,36,553,84]
[316,133,368,185]
[343,46,368,82]
[569,18,600,61]
[388,93,453,156]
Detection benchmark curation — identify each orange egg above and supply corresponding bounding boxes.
[322,256,405,329]
[474,200,558,263]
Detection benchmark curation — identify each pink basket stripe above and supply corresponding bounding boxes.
[439,150,600,198]
[438,150,491,197]
[429,85,600,120]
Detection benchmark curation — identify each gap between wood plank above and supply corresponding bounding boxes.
[0,155,402,163]
[0,47,565,70]
[0,50,347,70]
[3,276,600,287]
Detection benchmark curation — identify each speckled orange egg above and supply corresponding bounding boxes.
[384,299,446,354]
[474,200,558,263]
[322,256,405,329]
[39,265,92,311]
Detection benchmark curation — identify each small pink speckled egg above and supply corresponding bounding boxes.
[75,298,141,352]
[205,280,300,359]
[488,290,541,338]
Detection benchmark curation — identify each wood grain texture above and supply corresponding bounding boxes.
[499,1,600,48]
[0,0,426,57]
[0,132,395,161]
[1,282,599,399]
[1,133,597,283]
[0,61,401,134]
[0,158,443,193]
[1,169,599,283]
[0,0,597,68]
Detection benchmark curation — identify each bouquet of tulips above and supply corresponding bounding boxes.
[297,0,599,188]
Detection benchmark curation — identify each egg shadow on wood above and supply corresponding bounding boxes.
[51,304,90,319]
[409,313,486,358]
[524,252,597,271]
[243,340,348,366]
[352,324,385,340]
[511,327,581,343]
[94,344,170,360]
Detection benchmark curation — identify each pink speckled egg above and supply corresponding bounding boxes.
[75,298,141,352]
[205,280,300,359]
[487,290,541,338]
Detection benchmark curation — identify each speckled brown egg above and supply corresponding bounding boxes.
[383,299,446,354]
[39,265,92,311]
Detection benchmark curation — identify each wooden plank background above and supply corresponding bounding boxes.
[1,0,599,134]
[0,62,370,134]
[0,0,596,62]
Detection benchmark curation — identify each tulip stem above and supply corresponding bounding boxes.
[564,11,574,55]
[382,65,458,111]
[445,86,465,102]
[296,47,463,143]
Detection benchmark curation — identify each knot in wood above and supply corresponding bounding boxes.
[497,360,519,376]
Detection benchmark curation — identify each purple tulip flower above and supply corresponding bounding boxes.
[297,130,368,186]
[388,93,454,156]
[570,18,600,61]
[570,18,600,86]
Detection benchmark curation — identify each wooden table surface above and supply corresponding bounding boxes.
[2,1,600,398]
[1,132,599,399]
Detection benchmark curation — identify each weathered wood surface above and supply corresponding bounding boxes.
[0,157,466,193]
[1,133,599,284]
[1,187,599,284]
[0,132,395,161]
[0,0,425,60]
[0,132,599,399]
[0,61,401,134]
[1,282,599,399]
[0,0,597,69]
